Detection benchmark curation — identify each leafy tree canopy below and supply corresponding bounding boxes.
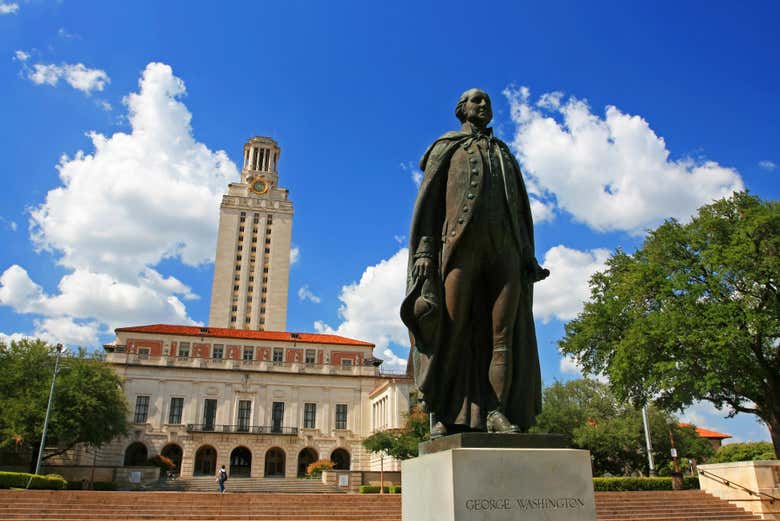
[362,405,429,461]
[708,442,776,463]
[0,339,128,471]
[559,193,779,458]
[532,379,713,476]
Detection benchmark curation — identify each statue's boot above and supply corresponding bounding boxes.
[486,410,520,433]
[430,414,448,439]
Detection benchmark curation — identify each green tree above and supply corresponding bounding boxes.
[532,379,713,476]
[0,339,128,471]
[709,442,776,463]
[559,193,780,458]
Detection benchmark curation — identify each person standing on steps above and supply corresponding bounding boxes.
[216,464,228,493]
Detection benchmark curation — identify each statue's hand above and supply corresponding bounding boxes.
[529,259,550,283]
[412,257,434,281]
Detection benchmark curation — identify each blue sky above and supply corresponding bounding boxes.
[1,1,777,443]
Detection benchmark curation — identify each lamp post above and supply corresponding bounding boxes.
[641,404,656,477]
[34,343,64,476]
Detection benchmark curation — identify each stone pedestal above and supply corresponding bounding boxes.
[402,446,596,521]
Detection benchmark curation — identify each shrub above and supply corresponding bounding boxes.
[388,485,402,494]
[0,471,66,490]
[145,454,175,471]
[93,481,118,491]
[67,480,83,490]
[683,476,699,489]
[593,477,673,491]
[306,459,335,478]
[358,485,390,493]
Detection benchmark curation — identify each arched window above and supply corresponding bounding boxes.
[331,448,350,470]
[123,442,148,466]
[230,446,252,477]
[264,447,286,477]
[297,447,318,477]
[194,445,217,476]
[161,444,183,475]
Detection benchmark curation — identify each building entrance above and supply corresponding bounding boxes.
[230,446,252,477]
[264,447,286,477]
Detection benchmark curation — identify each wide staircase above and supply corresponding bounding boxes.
[150,476,345,493]
[594,490,763,521]
[0,489,764,520]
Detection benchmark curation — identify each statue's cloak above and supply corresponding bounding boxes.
[400,131,542,431]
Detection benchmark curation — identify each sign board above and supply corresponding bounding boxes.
[129,471,141,483]
[670,448,677,458]
[338,474,349,487]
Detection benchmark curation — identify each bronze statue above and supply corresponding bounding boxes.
[401,88,549,438]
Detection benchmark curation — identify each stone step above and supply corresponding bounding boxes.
[0,490,764,521]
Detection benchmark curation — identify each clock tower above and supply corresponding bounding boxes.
[208,136,293,331]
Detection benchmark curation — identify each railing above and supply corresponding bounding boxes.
[697,468,778,503]
[107,353,380,376]
[186,424,299,436]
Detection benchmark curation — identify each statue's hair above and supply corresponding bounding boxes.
[455,88,490,123]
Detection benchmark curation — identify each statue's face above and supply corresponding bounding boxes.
[463,89,492,127]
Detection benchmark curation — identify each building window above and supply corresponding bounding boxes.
[236,254,242,261]
[237,400,251,432]
[335,404,348,430]
[230,316,237,323]
[137,347,150,359]
[305,349,316,365]
[203,399,217,431]
[212,344,224,359]
[264,248,270,254]
[271,402,284,433]
[243,346,254,361]
[341,359,353,368]
[304,403,316,429]
[178,342,190,357]
[272,348,284,363]
[134,396,150,424]
[168,397,184,424]
[231,305,238,312]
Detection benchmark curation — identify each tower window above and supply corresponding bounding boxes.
[236,255,242,261]
[264,248,270,254]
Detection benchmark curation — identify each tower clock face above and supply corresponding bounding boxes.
[249,177,270,195]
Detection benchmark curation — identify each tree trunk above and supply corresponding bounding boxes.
[768,414,780,460]
[29,445,39,474]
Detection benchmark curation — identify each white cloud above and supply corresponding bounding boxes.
[0,332,29,345]
[393,234,406,245]
[13,50,29,62]
[401,161,423,188]
[559,354,582,375]
[679,401,771,443]
[33,317,100,347]
[26,62,110,94]
[0,62,237,347]
[297,285,321,304]
[314,248,409,372]
[0,2,18,15]
[533,245,611,323]
[57,27,79,40]
[503,87,744,234]
[0,217,17,231]
[759,160,776,171]
[290,246,300,265]
[96,99,112,111]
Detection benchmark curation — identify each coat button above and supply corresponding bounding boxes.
[467,193,475,199]
[463,206,469,212]
[470,158,477,164]
[450,231,456,237]
[471,169,478,174]
[458,218,464,224]
[470,181,478,187]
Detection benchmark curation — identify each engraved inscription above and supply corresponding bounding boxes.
[464,497,586,512]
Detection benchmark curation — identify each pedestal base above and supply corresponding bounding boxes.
[402,448,596,521]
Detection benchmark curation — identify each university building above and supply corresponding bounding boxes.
[70,137,412,479]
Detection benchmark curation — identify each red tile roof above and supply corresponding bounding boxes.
[679,423,732,440]
[114,324,374,347]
